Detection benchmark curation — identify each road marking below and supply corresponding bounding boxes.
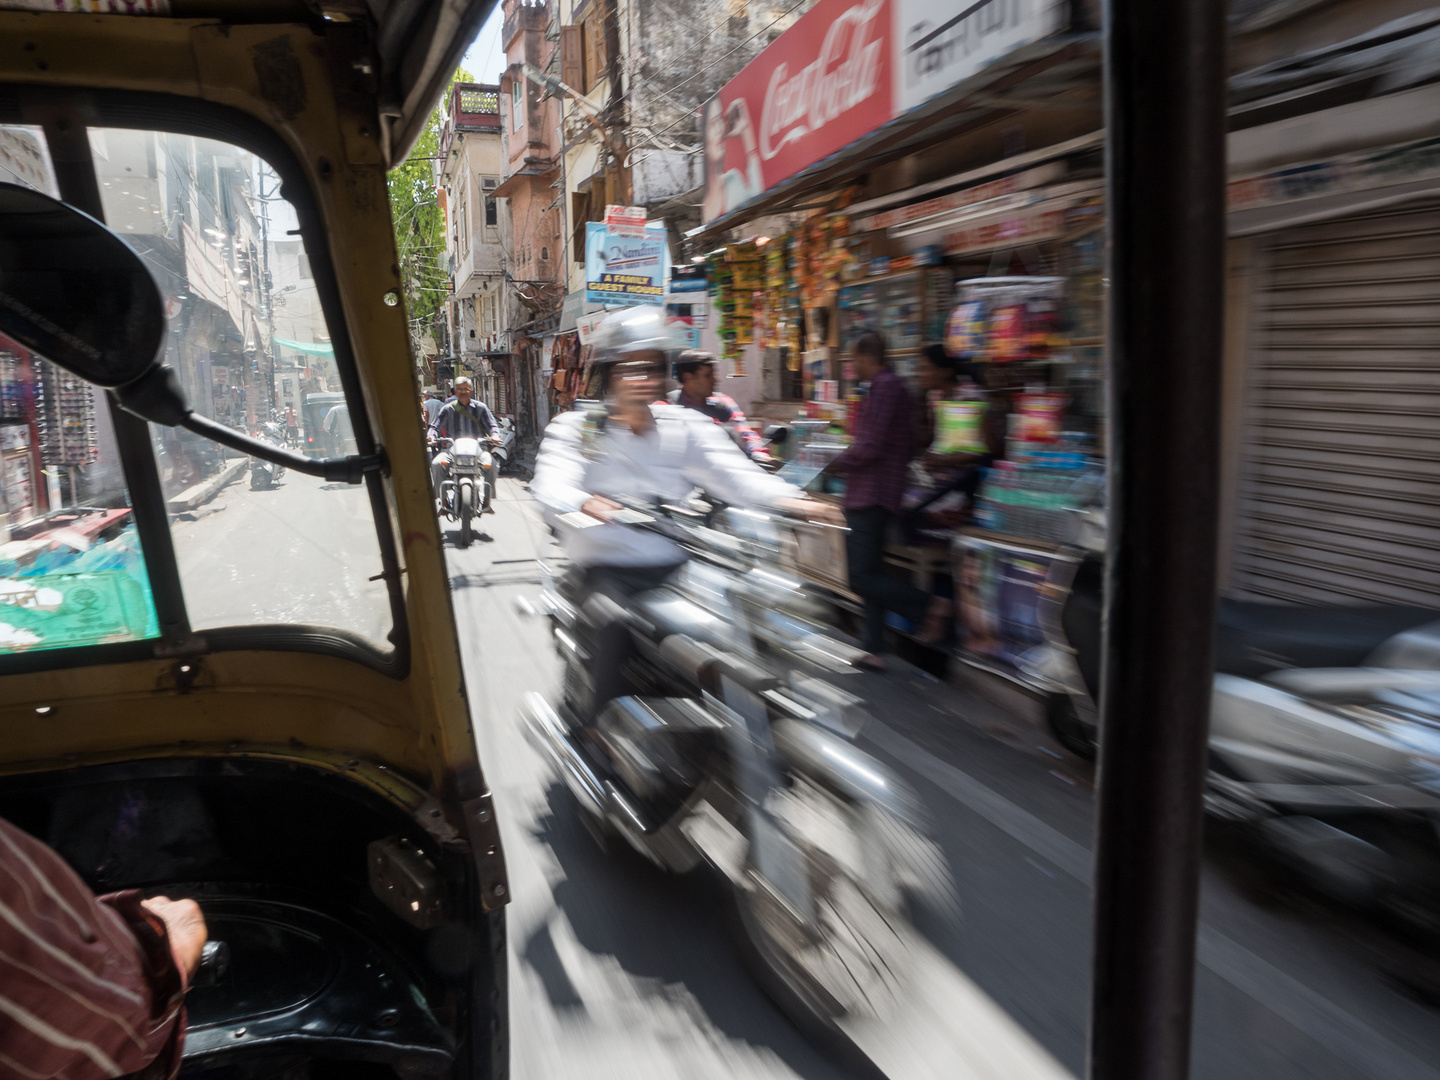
[863,719,1440,1080]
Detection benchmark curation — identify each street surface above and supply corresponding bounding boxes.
[196,473,1440,1079]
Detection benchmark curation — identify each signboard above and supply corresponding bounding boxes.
[942,205,1068,256]
[855,162,1063,232]
[702,0,893,224]
[669,264,709,293]
[701,0,1067,223]
[896,0,1066,114]
[576,311,607,344]
[1228,134,1440,213]
[604,204,649,237]
[585,221,669,307]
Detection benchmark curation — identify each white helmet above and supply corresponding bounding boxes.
[591,306,677,365]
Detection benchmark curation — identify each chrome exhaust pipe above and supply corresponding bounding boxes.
[521,692,606,818]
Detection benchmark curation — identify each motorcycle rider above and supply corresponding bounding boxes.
[667,350,772,465]
[429,376,499,515]
[532,306,841,723]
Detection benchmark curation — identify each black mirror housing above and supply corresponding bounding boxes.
[0,182,164,387]
[115,365,192,427]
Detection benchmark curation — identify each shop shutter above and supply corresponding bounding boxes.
[1233,200,1440,606]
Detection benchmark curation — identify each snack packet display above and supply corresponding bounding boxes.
[931,400,989,454]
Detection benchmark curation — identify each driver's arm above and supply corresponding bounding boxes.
[681,412,800,508]
[0,817,204,1080]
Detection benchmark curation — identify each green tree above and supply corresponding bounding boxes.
[388,67,475,350]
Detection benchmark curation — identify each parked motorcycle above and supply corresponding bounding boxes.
[491,416,517,475]
[248,422,288,490]
[1033,499,1440,927]
[525,495,954,1042]
[434,435,496,548]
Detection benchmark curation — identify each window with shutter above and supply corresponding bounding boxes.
[581,5,607,92]
[561,26,582,93]
[572,191,589,264]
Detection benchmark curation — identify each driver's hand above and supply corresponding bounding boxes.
[581,495,623,522]
[776,497,844,527]
[142,896,207,984]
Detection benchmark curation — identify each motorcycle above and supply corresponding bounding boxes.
[491,416,517,475]
[434,435,496,548]
[525,495,955,1042]
[248,422,289,490]
[1033,499,1440,927]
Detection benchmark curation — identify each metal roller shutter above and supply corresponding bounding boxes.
[1233,200,1440,606]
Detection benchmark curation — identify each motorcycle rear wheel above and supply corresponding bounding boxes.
[731,774,938,1045]
[249,468,267,490]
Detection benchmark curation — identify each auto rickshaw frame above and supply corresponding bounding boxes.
[0,0,1236,1076]
[0,5,509,1077]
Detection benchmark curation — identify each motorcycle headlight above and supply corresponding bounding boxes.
[453,454,476,467]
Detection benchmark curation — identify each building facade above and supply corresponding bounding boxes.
[437,83,512,418]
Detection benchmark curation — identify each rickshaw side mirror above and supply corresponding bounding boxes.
[763,424,789,446]
[0,183,385,485]
[0,181,164,388]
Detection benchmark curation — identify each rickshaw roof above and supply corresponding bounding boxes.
[0,0,497,166]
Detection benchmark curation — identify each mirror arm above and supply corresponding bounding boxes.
[115,365,386,485]
[180,412,386,485]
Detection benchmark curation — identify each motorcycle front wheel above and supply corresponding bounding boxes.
[459,496,473,548]
[731,773,951,1046]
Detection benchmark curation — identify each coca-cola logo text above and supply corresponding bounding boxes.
[759,0,887,162]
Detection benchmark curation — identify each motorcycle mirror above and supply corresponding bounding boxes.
[0,183,385,485]
[763,424,790,446]
[0,182,164,388]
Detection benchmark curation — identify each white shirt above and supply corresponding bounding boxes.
[532,403,801,567]
[423,397,445,426]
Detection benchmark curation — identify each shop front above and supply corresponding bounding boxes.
[1225,150,1440,608]
[0,338,44,537]
[696,122,1110,685]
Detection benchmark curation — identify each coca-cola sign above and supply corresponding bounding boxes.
[702,0,894,225]
[702,0,1068,224]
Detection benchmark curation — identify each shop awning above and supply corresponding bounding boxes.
[686,35,1100,248]
[273,337,334,357]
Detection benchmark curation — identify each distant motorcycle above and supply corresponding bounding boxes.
[526,495,955,1042]
[434,435,496,548]
[248,423,288,490]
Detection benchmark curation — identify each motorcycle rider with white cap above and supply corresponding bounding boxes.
[532,305,841,722]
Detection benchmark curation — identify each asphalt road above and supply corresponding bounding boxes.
[194,472,1440,1079]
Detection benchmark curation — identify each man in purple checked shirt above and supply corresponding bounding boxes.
[828,331,952,671]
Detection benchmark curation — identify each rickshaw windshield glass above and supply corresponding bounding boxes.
[0,124,161,656]
[88,127,392,650]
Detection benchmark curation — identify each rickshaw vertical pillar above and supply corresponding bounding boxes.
[1089,0,1226,1078]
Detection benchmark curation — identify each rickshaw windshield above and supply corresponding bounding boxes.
[0,121,395,663]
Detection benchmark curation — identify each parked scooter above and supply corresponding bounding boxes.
[491,416,517,475]
[434,435,496,548]
[248,422,288,490]
[526,495,954,1042]
[1034,498,1440,927]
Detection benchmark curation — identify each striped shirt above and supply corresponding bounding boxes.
[0,818,186,1080]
